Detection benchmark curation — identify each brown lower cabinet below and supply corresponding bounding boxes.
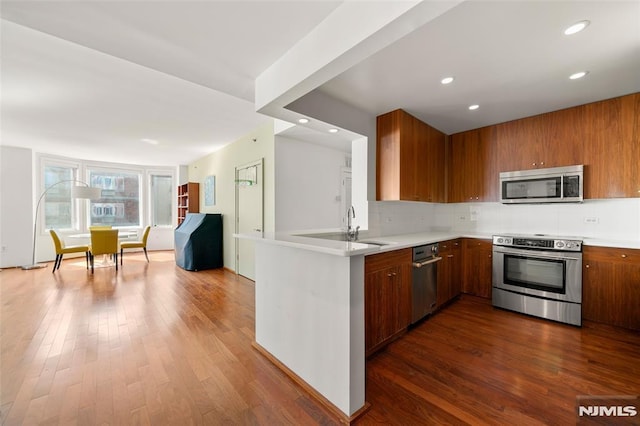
[364,248,412,356]
[437,239,462,307]
[462,238,493,299]
[582,246,640,330]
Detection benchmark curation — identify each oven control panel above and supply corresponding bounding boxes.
[493,235,582,252]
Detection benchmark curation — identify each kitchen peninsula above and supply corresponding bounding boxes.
[237,230,466,420]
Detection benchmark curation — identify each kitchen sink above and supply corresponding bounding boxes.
[357,239,395,246]
[296,232,395,246]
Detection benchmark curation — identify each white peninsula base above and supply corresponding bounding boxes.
[254,240,367,420]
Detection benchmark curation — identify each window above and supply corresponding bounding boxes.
[88,168,141,227]
[38,155,175,235]
[150,174,173,226]
[43,164,77,230]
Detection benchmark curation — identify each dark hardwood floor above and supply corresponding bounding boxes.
[2,252,638,425]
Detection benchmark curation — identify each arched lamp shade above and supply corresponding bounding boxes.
[71,185,102,199]
[21,180,102,270]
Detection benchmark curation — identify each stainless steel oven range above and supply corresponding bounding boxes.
[492,234,583,326]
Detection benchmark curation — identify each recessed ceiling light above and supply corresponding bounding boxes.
[564,20,590,35]
[441,76,454,85]
[328,128,339,133]
[569,71,588,80]
[141,138,159,145]
[298,118,309,124]
[468,104,479,111]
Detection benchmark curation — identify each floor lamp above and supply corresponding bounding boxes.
[21,180,102,270]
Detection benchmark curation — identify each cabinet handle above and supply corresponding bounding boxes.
[621,254,627,258]
[532,162,536,166]
[540,161,544,166]
[585,264,590,268]
[447,255,454,258]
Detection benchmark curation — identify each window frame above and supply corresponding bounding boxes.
[84,164,144,229]
[37,154,176,237]
[38,156,83,234]
[147,169,176,228]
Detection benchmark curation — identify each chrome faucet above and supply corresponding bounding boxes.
[346,205,359,241]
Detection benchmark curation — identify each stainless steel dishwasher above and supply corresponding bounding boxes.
[411,243,441,323]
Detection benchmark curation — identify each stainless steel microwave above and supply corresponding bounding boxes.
[500,165,583,204]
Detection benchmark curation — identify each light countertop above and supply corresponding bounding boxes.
[235,230,640,257]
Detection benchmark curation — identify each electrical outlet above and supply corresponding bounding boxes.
[584,217,599,224]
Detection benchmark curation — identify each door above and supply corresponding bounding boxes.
[236,159,263,280]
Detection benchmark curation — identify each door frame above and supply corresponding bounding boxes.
[235,158,264,275]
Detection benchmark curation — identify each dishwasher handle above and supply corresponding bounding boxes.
[412,256,442,268]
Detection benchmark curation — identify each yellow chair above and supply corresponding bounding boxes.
[89,229,119,273]
[50,229,90,272]
[89,225,112,230]
[120,226,151,264]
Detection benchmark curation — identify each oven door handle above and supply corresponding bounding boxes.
[412,256,442,268]
[493,247,581,261]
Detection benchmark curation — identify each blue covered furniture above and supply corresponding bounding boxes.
[174,213,223,271]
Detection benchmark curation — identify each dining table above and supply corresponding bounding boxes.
[67,230,138,268]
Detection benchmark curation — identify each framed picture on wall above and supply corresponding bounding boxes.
[204,175,216,206]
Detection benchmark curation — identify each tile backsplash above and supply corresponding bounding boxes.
[369,199,640,242]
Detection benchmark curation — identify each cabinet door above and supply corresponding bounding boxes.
[543,105,584,168]
[449,241,463,299]
[365,267,398,352]
[416,119,446,202]
[496,115,545,172]
[437,247,452,308]
[448,127,497,202]
[376,110,402,200]
[462,239,493,299]
[364,248,412,355]
[436,239,462,307]
[583,247,640,330]
[377,109,446,202]
[583,93,640,198]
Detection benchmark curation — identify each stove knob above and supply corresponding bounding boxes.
[497,238,504,244]
[556,241,565,248]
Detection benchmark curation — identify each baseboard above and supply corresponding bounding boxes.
[251,341,370,424]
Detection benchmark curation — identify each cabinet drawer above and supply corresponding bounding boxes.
[583,246,640,263]
[365,248,412,273]
[439,239,461,253]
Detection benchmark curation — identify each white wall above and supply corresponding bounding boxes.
[0,146,33,267]
[433,199,640,243]
[275,136,349,231]
[188,121,275,271]
[368,198,640,245]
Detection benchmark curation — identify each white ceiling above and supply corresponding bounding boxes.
[317,1,640,134]
[1,1,639,166]
[0,1,341,165]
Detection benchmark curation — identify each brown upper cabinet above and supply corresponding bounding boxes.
[379,93,639,203]
[448,126,498,202]
[496,106,585,173]
[376,109,446,202]
[583,94,640,198]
